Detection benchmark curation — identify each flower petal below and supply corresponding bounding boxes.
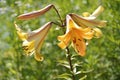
[82,28,94,39]
[22,40,35,56]
[72,36,86,56]
[34,51,44,61]
[82,12,91,17]
[69,13,106,28]
[14,23,28,41]
[90,6,104,18]
[93,28,103,38]
[27,22,52,41]
[58,32,71,49]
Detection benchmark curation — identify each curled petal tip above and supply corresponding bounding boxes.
[93,28,103,38]
[34,52,44,61]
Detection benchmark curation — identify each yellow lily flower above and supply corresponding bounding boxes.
[14,22,52,61]
[69,6,107,38]
[58,15,94,56]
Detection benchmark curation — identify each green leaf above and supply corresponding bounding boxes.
[56,73,72,80]
[81,69,93,73]
[57,60,70,69]
[79,75,87,80]
[75,71,82,75]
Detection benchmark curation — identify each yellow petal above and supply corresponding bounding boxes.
[57,35,66,41]
[82,12,90,17]
[17,4,53,20]
[82,28,94,39]
[22,40,35,56]
[34,52,44,61]
[90,6,104,18]
[14,23,28,41]
[83,32,94,39]
[93,28,103,38]
[66,15,76,30]
[58,42,67,49]
[57,31,71,49]
[58,32,71,41]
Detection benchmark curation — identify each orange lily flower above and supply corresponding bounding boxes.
[14,22,52,61]
[58,15,94,56]
[69,6,107,38]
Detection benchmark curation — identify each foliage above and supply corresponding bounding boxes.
[0,0,120,80]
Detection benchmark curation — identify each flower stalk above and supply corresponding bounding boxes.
[66,47,75,80]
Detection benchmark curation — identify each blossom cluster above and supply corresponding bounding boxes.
[14,4,106,61]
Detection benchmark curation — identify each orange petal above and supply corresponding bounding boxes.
[58,42,67,49]
[57,33,71,49]
[58,32,71,41]
[58,35,66,41]
[72,37,86,56]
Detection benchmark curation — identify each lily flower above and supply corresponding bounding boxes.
[57,15,94,56]
[69,6,107,38]
[14,22,52,61]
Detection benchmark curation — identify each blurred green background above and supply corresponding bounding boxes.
[0,0,120,80]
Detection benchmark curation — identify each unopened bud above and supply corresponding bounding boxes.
[17,4,53,20]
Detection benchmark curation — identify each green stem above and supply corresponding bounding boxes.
[66,47,75,80]
[53,5,64,27]
[52,5,75,80]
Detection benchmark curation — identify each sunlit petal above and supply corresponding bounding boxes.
[34,51,44,61]
[90,6,104,18]
[14,23,28,41]
[93,28,103,38]
[82,12,90,17]
[22,40,35,56]
[58,32,71,49]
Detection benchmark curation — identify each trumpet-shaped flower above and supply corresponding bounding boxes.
[69,6,107,38]
[14,22,52,61]
[58,15,94,56]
